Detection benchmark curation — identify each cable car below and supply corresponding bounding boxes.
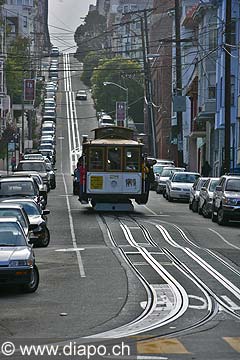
[79,126,150,211]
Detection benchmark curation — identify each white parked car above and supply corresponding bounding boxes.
[165,172,200,202]
[156,167,185,195]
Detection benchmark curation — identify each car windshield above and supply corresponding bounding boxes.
[0,209,26,229]
[196,179,207,190]
[161,169,174,177]
[17,162,46,172]
[153,165,165,174]
[0,223,26,246]
[173,173,199,183]
[225,179,240,192]
[209,179,219,192]
[0,181,35,197]
[15,202,40,216]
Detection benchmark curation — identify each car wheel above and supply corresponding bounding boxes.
[23,265,39,293]
[217,207,228,225]
[40,228,50,247]
[192,200,198,213]
[189,202,192,210]
[198,204,203,215]
[163,190,166,198]
[51,181,56,189]
[168,195,173,202]
[202,203,208,217]
[211,207,217,222]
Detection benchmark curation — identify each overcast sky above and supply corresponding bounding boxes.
[48,0,95,52]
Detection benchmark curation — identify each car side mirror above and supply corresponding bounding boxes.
[28,233,38,245]
[215,185,222,191]
[39,190,45,196]
[42,209,50,215]
[54,168,57,171]
[201,186,207,191]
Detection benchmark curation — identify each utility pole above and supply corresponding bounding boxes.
[224,0,232,173]
[125,8,157,157]
[175,0,183,167]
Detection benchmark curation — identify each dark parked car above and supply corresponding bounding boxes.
[212,175,240,225]
[16,160,50,192]
[198,178,219,217]
[0,218,39,292]
[189,177,208,212]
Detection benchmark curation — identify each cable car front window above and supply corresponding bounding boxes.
[125,148,140,171]
[89,148,104,171]
[107,147,121,171]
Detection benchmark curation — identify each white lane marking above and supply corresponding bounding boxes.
[55,248,85,252]
[208,228,240,250]
[221,295,240,310]
[62,173,86,278]
[143,205,158,215]
[63,54,72,174]
[137,357,168,360]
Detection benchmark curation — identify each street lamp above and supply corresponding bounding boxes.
[103,81,128,127]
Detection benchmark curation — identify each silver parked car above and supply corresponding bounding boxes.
[198,178,219,217]
[165,172,200,202]
[0,218,39,292]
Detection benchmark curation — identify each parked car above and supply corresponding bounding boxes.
[2,199,50,247]
[165,172,200,202]
[198,177,219,217]
[76,90,87,100]
[189,177,208,212]
[45,162,56,189]
[0,218,39,292]
[152,160,176,190]
[212,175,240,225]
[12,171,48,206]
[0,176,45,209]
[0,203,30,236]
[16,160,50,192]
[50,46,59,57]
[156,167,185,195]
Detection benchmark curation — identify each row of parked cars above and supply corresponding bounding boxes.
[152,160,240,226]
[189,174,240,225]
[0,60,59,293]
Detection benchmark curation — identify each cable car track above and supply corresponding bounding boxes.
[87,214,216,339]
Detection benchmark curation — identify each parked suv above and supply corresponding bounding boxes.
[212,175,240,225]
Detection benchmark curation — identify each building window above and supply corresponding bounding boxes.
[209,27,217,50]
[17,0,22,5]
[208,73,216,99]
[230,20,236,45]
[23,16,27,28]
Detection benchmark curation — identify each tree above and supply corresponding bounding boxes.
[91,57,144,123]
[81,51,104,87]
[0,123,15,160]
[6,36,31,104]
[74,10,107,61]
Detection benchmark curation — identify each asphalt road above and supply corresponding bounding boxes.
[0,54,239,360]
